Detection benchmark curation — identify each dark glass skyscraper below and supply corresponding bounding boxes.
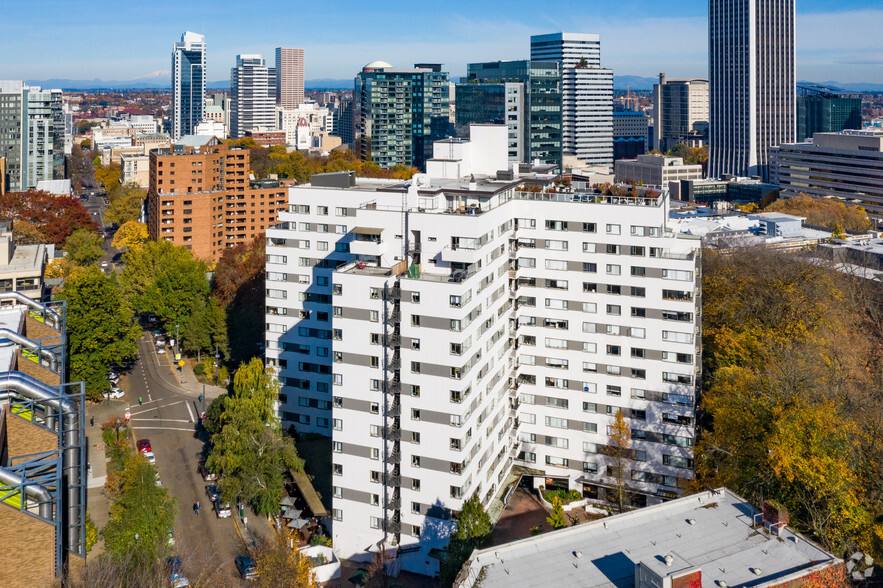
[796,86,862,142]
[460,60,562,168]
[172,31,206,140]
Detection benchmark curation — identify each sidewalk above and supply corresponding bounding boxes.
[161,351,227,402]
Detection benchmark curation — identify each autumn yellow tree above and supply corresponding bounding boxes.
[762,193,871,231]
[111,221,148,250]
[253,528,318,588]
[606,410,632,513]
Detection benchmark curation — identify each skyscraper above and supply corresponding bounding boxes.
[709,0,795,180]
[171,31,206,140]
[796,85,862,142]
[230,54,277,138]
[355,62,450,170]
[652,74,709,153]
[531,32,613,170]
[276,47,305,108]
[0,81,64,192]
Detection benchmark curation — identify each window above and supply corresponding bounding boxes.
[606,244,620,255]
[412,338,420,350]
[411,315,421,326]
[412,431,421,443]
[631,286,645,297]
[663,351,693,364]
[545,220,566,231]
[583,402,597,413]
[370,425,381,437]
[369,310,379,322]
[411,361,421,373]
[631,307,646,318]
[582,242,596,253]
[663,331,693,344]
[412,455,421,467]
[606,304,621,316]
[545,259,567,270]
[583,262,597,273]
[332,418,343,430]
[606,385,622,397]
[582,362,597,372]
[662,310,693,322]
[630,246,645,256]
[545,337,568,349]
[520,257,537,268]
[545,279,568,290]
[545,455,569,467]
[631,266,646,277]
[543,318,568,329]
[583,302,597,313]
[663,289,693,301]
[370,517,381,529]
[583,462,599,473]
[370,471,381,483]
[663,269,693,281]
[332,441,342,453]
[606,264,621,275]
[631,347,646,358]
[545,298,568,310]
[333,463,343,476]
[664,372,693,384]
[583,282,598,293]
[545,416,568,428]
[450,295,462,307]
[582,382,597,393]
[663,454,694,469]
[545,396,569,409]
[411,409,421,421]
[607,345,621,356]
[545,436,569,449]
[582,222,596,233]
[412,479,421,491]
[606,224,621,235]
[412,501,421,513]
[545,239,568,250]
[450,486,463,499]
[333,509,343,521]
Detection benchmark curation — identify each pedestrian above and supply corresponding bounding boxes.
[90,416,95,427]
[194,500,200,516]
[138,396,143,406]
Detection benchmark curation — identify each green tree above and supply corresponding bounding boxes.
[119,239,209,331]
[182,296,227,361]
[103,451,177,559]
[206,359,304,515]
[64,228,105,266]
[546,496,567,529]
[440,494,492,585]
[57,267,140,400]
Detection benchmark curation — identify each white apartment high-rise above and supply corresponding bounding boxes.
[265,126,700,576]
[531,32,613,170]
[171,31,206,140]
[276,47,305,108]
[230,54,277,138]
[709,0,795,180]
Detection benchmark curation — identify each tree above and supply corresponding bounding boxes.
[546,496,567,529]
[103,451,177,560]
[440,494,492,585]
[763,193,871,231]
[64,228,104,266]
[0,191,96,245]
[111,220,148,250]
[119,239,209,331]
[253,528,319,588]
[12,220,45,245]
[105,183,146,226]
[606,410,632,513]
[206,359,304,515]
[182,296,227,361]
[57,266,140,400]
[213,237,264,363]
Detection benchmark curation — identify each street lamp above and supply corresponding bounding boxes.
[214,344,219,386]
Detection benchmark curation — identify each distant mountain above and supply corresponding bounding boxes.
[24,77,347,91]
[613,75,657,90]
[305,78,352,90]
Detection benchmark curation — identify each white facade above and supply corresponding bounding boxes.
[615,154,704,189]
[265,134,700,576]
[709,0,795,180]
[193,119,227,140]
[276,102,333,145]
[652,75,709,153]
[531,32,613,170]
[230,54,277,138]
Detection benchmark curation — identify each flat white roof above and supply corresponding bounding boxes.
[0,308,25,371]
[457,488,839,588]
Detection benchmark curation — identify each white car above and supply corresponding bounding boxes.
[156,346,166,355]
[103,387,124,399]
[144,451,156,465]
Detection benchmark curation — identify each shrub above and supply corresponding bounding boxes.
[194,362,205,376]
[310,535,332,547]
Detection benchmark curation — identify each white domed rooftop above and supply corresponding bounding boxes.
[363,60,393,70]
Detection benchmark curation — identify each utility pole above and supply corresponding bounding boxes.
[214,344,219,386]
[175,324,180,357]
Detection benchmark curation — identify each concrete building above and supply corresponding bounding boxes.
[120,152,150,188]
[0,290,86,586]
[771,129,883,217]
[613,111,649,161]
[461,61,561,168]
[34,179,71,197]
[652,74,708,153]
[0,82,64,192]
[265,126,700,575]
[671,177,778,204]
[245,128,287,147]
[192,119,227,141]
[0,220,50,300]
[277,101,334,146]
[230,54,277,138]
[147,135,288,261]
[333,96,355,146]
[171,31,207,140]
[455,488,842,588]
[709,0,795,180]
[615,154,703,189]
[531,33,614,170]
[355,62,451,170]
[276,47,305,108]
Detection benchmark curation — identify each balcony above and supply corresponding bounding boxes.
[441,245,481,264]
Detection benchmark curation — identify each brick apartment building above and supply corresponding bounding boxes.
[147,135,289,261]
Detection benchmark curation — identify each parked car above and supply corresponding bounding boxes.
[214,500,232,518]
[137,439,151,453]
[157,346,166,355]
[235,556,258,581]
[144,451,156,465]
[167,529,176,547]
[199,465,217,482]
[103,387,124,400]
[205,484,219,502]
[108,372,120,384]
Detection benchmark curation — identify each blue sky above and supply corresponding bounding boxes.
[2,0,881,83]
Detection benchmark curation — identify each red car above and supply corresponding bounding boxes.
[137,439,152,453]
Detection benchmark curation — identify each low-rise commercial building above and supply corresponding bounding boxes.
[671,177,779,203]
[0,220,50,300]
[771,129,883,217]
[455,488,842,588]
[120,152,150,188]
[615,154,703,189]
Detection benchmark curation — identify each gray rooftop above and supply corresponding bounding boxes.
[456,488,839,588]
[35,179,72,195]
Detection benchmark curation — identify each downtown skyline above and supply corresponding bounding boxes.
[1,0,881,84]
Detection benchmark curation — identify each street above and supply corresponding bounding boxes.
[95,333,253,584]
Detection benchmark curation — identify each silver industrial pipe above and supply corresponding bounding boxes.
[0,328,60,372]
